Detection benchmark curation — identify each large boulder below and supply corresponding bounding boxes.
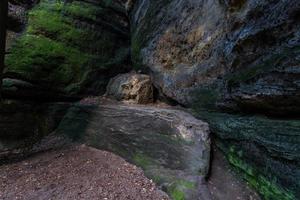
[106,72,154,104]
[56,99,211,200]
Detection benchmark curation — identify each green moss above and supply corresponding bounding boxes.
[64,1,100,20]
[133,153,157,170]
[37,0,64,13]
[6,34,89,89]
[227,146,296,200]
[5,0,128,94]
[168,180,196,200]
[27,8,84,46]
[27,3,115,53]
[170,189,185,200]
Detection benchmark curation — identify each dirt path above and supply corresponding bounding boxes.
[0,143,261,200]
[0,145,169,200]
[208,146,261,200]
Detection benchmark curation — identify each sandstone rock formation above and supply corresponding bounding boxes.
[106,72,153,104]
[5,0,131,97]
[56,99,211,200]
[130,0,300,199]
[131,0,300,115]
[1,0,299,199]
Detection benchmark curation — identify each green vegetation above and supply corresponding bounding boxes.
[5,0,127,93]
[133,153,157,170]
[168,179,196,200]
[6,34,89,87]
[64,1,100,20]
[227,146,296,200]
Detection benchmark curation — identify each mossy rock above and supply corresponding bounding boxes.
[194,110,300,199]
[56,101,211,199]
[5,0,130,95]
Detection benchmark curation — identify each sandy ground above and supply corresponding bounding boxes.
[0,145,169,200]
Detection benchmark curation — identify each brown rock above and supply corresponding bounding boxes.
[106,72,154,104]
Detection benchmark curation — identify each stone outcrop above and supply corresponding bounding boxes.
[130,0,300,115]
[106,72,153,104]
[130,0,300,199]
[195,111,300,199]
[56,99,211,200]
[5,0,131,98]
[0,100,70,161]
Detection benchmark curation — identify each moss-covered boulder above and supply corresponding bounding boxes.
[5,0,131,96]
[55,99,211,200]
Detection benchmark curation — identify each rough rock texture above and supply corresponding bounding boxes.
[2,78,80,101]
[130,0,300,199]
[131,0,300,115]
[106,72,154,104]
[56,99,210,200]
[194,111,300,200]
[0,100,70,161]
[5,0,131,97]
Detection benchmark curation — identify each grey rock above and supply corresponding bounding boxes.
[131,0,300,115]
[56,100,211,199]
[0,100,70,161]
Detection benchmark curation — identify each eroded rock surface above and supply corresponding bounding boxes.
[106,72,153,104]
[5,0,131,97]
[56,98,210,200]
[130,0,300,198]
[131,0,300,115]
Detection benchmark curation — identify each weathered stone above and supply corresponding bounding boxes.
[2,78,80,102]
[131,0,300,115]
[5,0,131,96]
[195,111,300,199]
[56,99,211,199]
[0,100,70,161]
[130,1,300,199]
[106,72,154,104]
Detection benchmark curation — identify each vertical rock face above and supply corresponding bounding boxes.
[1,0,132,161]
[131,0,300,114]
[130,0,300,199]
[5,0,131,97]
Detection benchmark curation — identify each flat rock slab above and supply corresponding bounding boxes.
[56,98,211,199]
[0,145,169,200]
